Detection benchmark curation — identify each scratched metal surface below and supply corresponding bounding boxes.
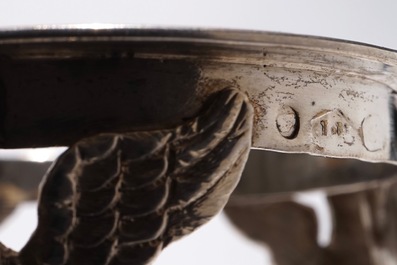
[1,27,397,265]
[0,27,396,163]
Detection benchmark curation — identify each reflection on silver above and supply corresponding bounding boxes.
[0,27,396,163]
[0,27,396,265]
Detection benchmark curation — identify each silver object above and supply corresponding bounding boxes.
[0,26,396,163]
[0,26,396,264]
[1,88,253,265]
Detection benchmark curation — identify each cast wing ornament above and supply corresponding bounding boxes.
[1,88,253,265]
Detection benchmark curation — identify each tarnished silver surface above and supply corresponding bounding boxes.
[0,27,396,265]
[226,151,397,265]
[186,31,397,163]
[0,27,396,163]
[0,88,253,265]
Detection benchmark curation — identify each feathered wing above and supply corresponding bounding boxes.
[16,88,253,265]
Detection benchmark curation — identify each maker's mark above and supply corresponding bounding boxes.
[311,109,358,149]
[310,109,386,153]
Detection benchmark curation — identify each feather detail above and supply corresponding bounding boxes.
[15,88,253,265]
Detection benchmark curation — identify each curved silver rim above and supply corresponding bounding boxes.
[0,26,396,164]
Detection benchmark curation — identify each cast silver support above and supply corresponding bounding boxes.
[0,27,397,265]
